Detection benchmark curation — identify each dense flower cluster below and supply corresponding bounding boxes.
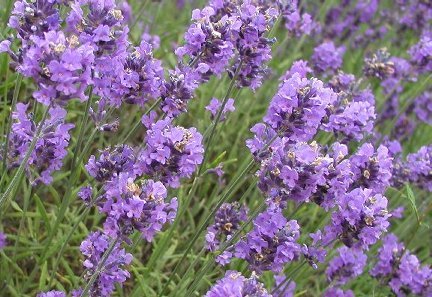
[2,0,432,296]
[3,103,74,185]
[326,246,367,285]
[205,270,271,297]
[405,145,432,191]
[256,140,332,206]
[311,41,345,74]
[80,232,133,297]
[371,234,432,296]
[414,90,432,125]
[37,291,66,297]
[409,34,432,74]
[102,179,178,241]
[323,72,376,141]
[137,116,204,188]
[323,188,390,248]
[264,73,337,141]
[205,202,248,251]
[283,1,316,37]
[220,208,301,273]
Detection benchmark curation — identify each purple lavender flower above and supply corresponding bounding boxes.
[280,60,313,82]
[205,270,271,297]
[80,232,132,297]
[175,6,235,80]
[398,0,432,32]
[414,90,432,125]
[370,233,404,278]
[311,41,345,74]
[0,232,6,250]
[256,140,332,206]
[371,233,432,296]
[228,2,278,90]
[206,98,235,121]
[264,73,337,142]
[101,178,178,241]
[7,0,60,41]
[323,100,375,142]
[384,140,409,189]
[4,103,74,185]
[66,0,128,57]
[323,188,390,248]
[106,41,165,107]
[272,275,296,297]
[36,291,66,297]
[160,66,201,116]
[221,207,301,273]
[323,72,376,141]
[16,30,95,105]
[137,117,204,188]
[405,145,432,191]
[348,143,393,194]
[363,48,396,80]
[378,57,413,122]
[409,34,432,73]
[85,145,136,183]
[246,124,282,160]
[323,287,354,297]
[326,246,367,285]
[205,202,248,251]
[284,7,316,38]
[302,231,327,269]
[78,186,93,205]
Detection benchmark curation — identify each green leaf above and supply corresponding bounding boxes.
[10,201,23,213]
[38,261,48,290]
[405,184,420,224]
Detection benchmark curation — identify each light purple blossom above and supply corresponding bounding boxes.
[0,232,6,250]
[409,34,432,73]
[206,98,236,121]
[36,291,66,297]
[326,246,367,285]
[206,202,248,251]
[80,232,132,297]
[323,188,390,249]
[205,270,271,297]
[348,143,393,195]
[264,73,337,142]
[221,207,301,273]
[405,145,432,191]
[137,116,204,188]
[312,41,345,74]
[371,233,432,296]
[5,103,74,185]
[101,178,178,241]
[256,140,332,206]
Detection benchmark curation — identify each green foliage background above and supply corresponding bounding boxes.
[0,0,430,296]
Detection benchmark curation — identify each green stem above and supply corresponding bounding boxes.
[79,236,120,297]
[198,60,243,176]
[121,98,162,143]
[39,90,94,262]
[47,204,90,287]
[0,105,51,214]
[1,74,21,174]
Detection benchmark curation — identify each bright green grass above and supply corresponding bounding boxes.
[0,0,431,296]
